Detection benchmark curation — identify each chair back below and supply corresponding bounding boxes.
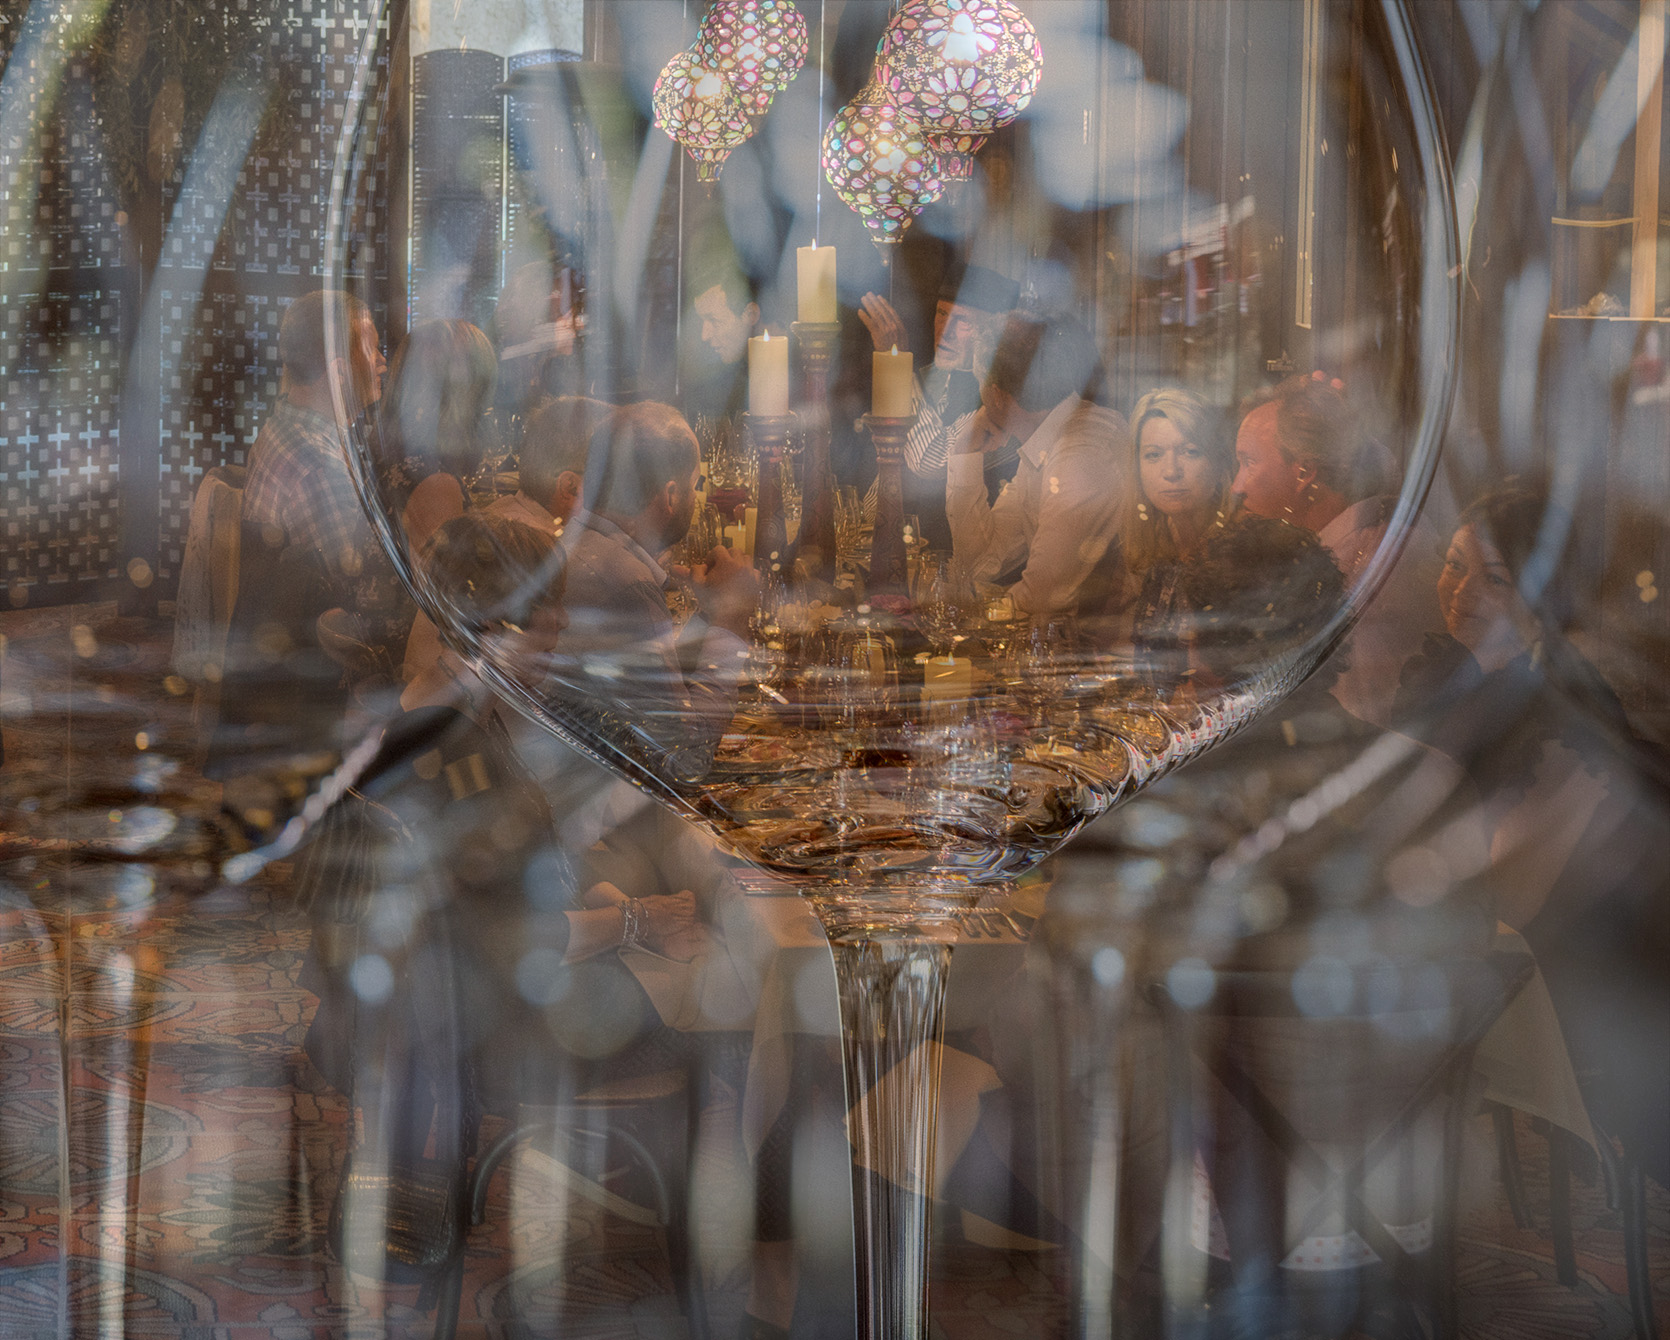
[171,465,246,684]
[173,466,246,764]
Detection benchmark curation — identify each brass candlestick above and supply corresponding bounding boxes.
[862,413,917,594]
[744,412,795,573]
[791,320,841,580]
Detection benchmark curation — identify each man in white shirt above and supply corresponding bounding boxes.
[946,314,1132,617]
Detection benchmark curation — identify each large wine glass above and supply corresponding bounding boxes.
[322,1,1457,1335]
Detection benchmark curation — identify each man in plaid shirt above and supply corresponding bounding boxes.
[213,291,395,788]
[243,290,387,591]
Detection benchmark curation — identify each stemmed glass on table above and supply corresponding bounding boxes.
[326,2,1459,1334]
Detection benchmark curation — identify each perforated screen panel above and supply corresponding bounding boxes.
[0,36,128,601]
[0,0,392,604]
[0,51,124,276]
[410,49,506,328]
[155,288,286,580]
[149,0,392,586]
[0,285,126,593]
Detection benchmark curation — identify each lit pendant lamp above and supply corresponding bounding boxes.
[652,49,756,182]
[695,0,810,118]
[874,0,1043,181]
[821,82,945,259]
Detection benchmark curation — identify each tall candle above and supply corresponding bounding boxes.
[797,243,838,323]
[743,505,758,558]
[749,330,789,417]
[872,345,914,417]
[922,655,974,700]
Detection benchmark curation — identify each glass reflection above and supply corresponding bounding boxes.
[1,1,1665,1339]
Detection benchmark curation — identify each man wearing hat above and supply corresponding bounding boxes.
[858,263,1020,550]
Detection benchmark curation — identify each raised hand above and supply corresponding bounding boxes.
[858,293,909,354]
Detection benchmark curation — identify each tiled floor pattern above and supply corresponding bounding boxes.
[0,605,1665,1338]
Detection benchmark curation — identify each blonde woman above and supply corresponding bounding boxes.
[1125,387,1235,692]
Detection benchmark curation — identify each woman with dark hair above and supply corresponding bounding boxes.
[1124,387,1237,690]
[369,320,500,552]
[1395,484,1669,1189]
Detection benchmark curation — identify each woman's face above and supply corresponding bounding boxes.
[1138,415,1218,522]
[1437,525,1536,667]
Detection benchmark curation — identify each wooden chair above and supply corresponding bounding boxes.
[439,1067,710,1339]
[1493,1101,1661,1340]
[1147,952,1534,1340]
[1592,1120,1662,1340]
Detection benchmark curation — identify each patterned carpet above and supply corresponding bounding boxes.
[0,604,1665,1337]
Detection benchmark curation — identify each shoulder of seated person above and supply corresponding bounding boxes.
[408,471,464,500]
[1059,401,1129,440]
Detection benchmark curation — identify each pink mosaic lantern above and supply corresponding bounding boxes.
[695,0,810,118]
[652,49,756,182]
[821,85,945,254]
[874,0,1043,181]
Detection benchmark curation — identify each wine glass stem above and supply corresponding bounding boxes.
[830,933,953,1340]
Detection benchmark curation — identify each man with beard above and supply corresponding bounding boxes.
[556,402,759,758]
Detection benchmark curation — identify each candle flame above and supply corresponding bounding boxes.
[889,344,898,355]
[763,329,771,341]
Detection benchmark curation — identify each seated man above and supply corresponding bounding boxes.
[1232,372,1444,725]
[554,402,759,768]
[687,268,760,428]
[242,289,387,578]
[486,395,615,537]
[947,314,1132,617]
[214,290,398,788]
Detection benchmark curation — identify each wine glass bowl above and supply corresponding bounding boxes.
[326,2,1460,1334]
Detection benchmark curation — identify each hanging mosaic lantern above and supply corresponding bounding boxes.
[695,0,810,118]
[874,0,1043,181]
[652,49,756,182]
[821,85,945,253]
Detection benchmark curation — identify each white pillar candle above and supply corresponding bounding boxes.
[872,345,914,418]
[744,505,758,558]
[922,655,974,700]
[797,243,838,323]
[749,330,789,417]
[724,523,746,552]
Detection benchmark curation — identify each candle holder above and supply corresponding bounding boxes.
[791,320,842,581]
[744,412,796,573]
[861,412,917,594]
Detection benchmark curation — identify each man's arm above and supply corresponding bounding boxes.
[1008,407,1130,617]
[946,407,1028,584]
